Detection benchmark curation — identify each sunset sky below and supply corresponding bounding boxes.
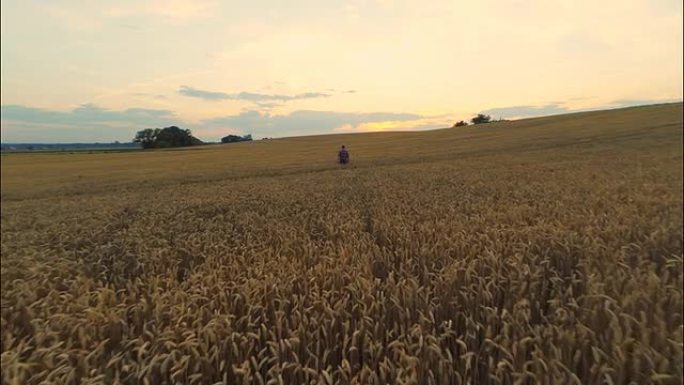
[1,0,682,142]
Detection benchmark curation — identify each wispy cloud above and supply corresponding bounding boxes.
[254,101,282,110]
[325,88,357,94]
[178,86,230,101]
[134,93,168,100]
[178,86,332,102]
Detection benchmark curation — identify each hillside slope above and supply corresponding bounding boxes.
[1,102,681,200]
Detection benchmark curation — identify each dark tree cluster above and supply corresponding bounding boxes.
[452,114,494,128]
[133,126,203,149]
[221,134,252,144]
[470,114,492,124]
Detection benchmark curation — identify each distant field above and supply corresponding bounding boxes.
[1,103,682,384]
[0,147,142,155]
[0,142,142,154]
[2,103,682,201]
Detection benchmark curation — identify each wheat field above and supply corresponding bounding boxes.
[1,103,682,384]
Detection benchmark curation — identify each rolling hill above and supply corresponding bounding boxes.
[1,102,681,200]
[1,102,682,384]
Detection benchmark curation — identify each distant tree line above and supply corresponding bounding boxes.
[221,134,252,144]
[1,142,139,152]
[133,126,203,149]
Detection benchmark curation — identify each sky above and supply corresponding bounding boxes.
[1,0,682,143]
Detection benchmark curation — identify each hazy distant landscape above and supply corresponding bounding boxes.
[0,142,141,152]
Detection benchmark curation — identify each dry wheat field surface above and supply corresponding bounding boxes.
[1,103,682,384]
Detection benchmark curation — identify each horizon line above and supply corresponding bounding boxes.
[2,101,682,145]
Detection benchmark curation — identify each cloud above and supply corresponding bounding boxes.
[254,101,282,109]
[134,93,168,100]
[178,86,332,102]
[235,91,330,102]
[325,88,357,93]
[203,110,423,137]
[2,103,426,142]
[1,104,176,126]
[1,121,130,143]
[178,86,230,100]
[1,104,180,142]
